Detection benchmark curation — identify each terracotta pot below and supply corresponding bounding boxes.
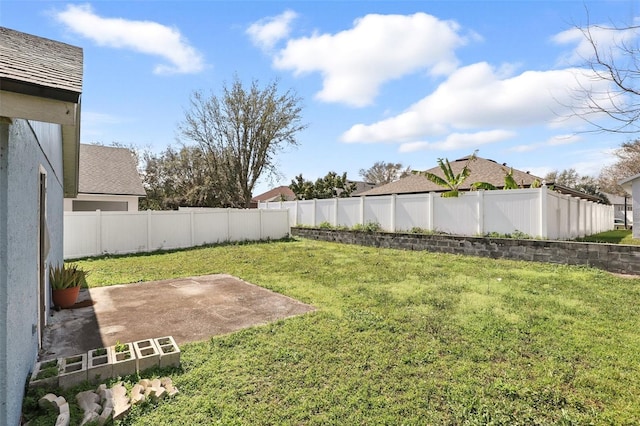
[52,286,80,308]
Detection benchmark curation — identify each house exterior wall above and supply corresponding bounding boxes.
[633,181,640,239]
[1,119,64,426]
[64,194,140,211]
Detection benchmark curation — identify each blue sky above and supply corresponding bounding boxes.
[2,1,639,195]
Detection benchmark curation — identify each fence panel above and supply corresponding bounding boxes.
[296,200,315,226]
[100,212,148,255]
[337,198,361,228]
[432,194,478,235]
[315,199,335,225]
[395,194,429,231]
[258,187,614,240]
[483,189,541,237]
[149,211,192,250]
[364,196,393,230]
[546,191,561,240]
[64,208,289,259]
[193,210,230,245]
[261,209,291,239]
[63,213,99,259]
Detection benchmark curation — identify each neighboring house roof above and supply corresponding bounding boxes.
[252,186,296,202]
[360,156,542,196]
[0,26,83,197]
[349,180,377,196]
[78,144,146,196]
[619,173,640,195]
[602,192,631,205]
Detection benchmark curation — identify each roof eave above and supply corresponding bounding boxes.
[0,77,81,103]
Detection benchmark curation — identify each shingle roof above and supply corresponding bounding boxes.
[252,186,296,202]
[78,144,146,196]
[360,156,542,196]
[0,26,83,101]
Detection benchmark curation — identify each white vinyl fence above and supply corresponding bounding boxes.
[259,187,613,240]
[64,208,290,259]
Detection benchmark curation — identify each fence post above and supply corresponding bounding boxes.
[427,192,434,231]
[260,208,263,240]
[190,210,195,247]
[312,199,317,227]
[334,198,339,227]
[147,209,152,252]
[96,209,102,257]
[539,187,548,239]
[477,190,484,236]
[360,196,365,226]
[390,194,396,232]
[227,208,231,242]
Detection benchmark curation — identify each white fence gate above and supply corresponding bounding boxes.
[64,208,290,259]
[259,187,613,240]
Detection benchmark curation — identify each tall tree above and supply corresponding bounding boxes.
[599,139,640,195]
[572,20,640,133]
[179,77,307,207]
[544,168,580,188]
[290,172,357,200]
[140,145,220,210]
[359,161,411,184]
[545,168,609,203]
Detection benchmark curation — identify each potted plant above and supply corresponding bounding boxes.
[50,263,88,308]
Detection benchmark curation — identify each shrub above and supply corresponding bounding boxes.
[352,222,382,232]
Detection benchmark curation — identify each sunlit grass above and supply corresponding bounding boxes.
[577,229,640,245]
[25,238,640,424]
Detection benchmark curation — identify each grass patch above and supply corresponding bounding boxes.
[576,229,640,245]
[27,238,640,424]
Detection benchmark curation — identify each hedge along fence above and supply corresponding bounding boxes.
[260,187,614,241]
[291,227,640,275]
[63,208,290,259]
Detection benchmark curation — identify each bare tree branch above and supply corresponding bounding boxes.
[179,77,307,207]
[570,15,640,133]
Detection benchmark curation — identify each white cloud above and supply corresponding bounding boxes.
[510,134,581,152]
[341,62,612,144]
[552,22,640,66]
[54,4,204,74]
[247,10,297,52]
[273,12,469,107]
[399,130,515,153]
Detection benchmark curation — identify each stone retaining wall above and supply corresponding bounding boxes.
[291,227,640,275]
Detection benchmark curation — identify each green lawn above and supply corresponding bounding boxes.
[576,229,640,245]
[25,238,640,424]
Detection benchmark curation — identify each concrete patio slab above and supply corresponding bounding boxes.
[41,274,315,359]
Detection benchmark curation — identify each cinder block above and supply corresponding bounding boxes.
[59,354,87,389]
[110,343,137,377]
[87,347,112,383]
[133,339,160,372]
[30,358,60,388]
[154,336,181,368]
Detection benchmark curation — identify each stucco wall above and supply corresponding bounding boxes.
[292,227,640,275]
[632,182,640,240]
[1,119,64,426]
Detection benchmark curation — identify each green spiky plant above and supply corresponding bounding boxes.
[472,166,520,191]
[414,150,478,197]
[49,263,88,290]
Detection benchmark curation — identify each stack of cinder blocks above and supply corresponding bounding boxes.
[30,336,180,389]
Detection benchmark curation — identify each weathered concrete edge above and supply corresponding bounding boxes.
[291,227,640,275]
